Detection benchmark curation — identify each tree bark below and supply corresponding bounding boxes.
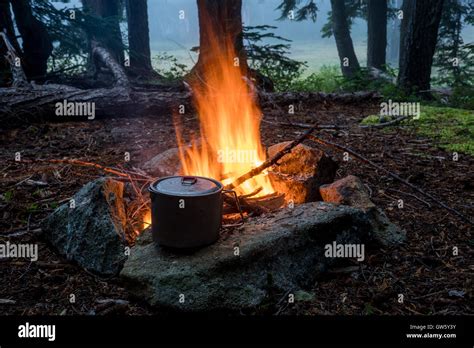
[398,0,412,74]
[0,0,17,86]
[82,0,125,65]
[125,0,153,73]
[91,40,129,88]
[10,0,53,81]
[191,0,247,79]
[0,32,30,88]
[367,0,387,70]
[0,0,20,53]
[330,0,360,78]
[398,0,445,94]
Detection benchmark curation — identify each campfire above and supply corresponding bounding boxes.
[174,23,274,198]
[139,32,337,241]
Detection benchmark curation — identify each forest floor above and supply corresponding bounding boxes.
[0,98,472,316]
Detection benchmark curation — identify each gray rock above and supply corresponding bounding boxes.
[120,202,371,312]
[42,178,128,275]
[320,175,406,246]
[320,175,375,210]
[141,147,182,178]
[267,142,338,203]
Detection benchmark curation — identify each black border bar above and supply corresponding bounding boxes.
[0,315,472,345]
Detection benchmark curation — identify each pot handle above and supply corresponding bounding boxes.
[222,189,244,227]
[181,176,197,185]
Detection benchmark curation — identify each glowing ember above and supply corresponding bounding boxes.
[175,21,274,197]
[142,209,151,230]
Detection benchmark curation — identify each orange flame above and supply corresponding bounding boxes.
[141,209,151,231]
[175,19,274,197]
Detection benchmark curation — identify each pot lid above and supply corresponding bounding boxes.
[151,176,222,196]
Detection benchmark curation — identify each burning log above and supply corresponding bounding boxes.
[267,142,338,203]
[225,124,319,191]
[245,192,286,211]
[223,194,270,216]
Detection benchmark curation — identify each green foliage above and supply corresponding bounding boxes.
[286,65,343,92]
[360,114,382,125]
[415,106,474,155]
[31,0,129,75]
[152,52,189,81]
[3,190,14,203]
[433,0,474,88]
[243,25,307,91]
[320,0,366,38]
[32,0,89,73]
[276,0,318,21]
[448,84,474,110]
[27,202,39,213]
[361,106,474,156]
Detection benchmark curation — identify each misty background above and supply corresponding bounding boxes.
[149,0,369,72]
[58,0,474,74]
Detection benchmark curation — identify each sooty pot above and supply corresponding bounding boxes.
[149,176,239,249]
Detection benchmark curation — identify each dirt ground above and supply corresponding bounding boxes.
[0,98,472,315]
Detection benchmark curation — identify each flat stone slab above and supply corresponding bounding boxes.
[120,202,371,312]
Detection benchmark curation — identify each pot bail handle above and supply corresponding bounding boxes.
[222,189,244,227]
[181,176,197,186]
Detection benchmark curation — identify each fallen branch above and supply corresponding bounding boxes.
[17,158,151,180]
[0,32,29,88]
[225,124,318,190]
[91,40,129,89]
[262,119,345,130]
[386,188,432,208]
[307,134,473,226]
[359,115,410,129]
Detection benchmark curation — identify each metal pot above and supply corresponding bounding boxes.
[148,175,242,249]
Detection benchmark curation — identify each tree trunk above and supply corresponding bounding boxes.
[10,0,53,81]
[125,0,153,73]
[191,0,247,78]
[398,0,411,73]
[330,0,360,78]
[387,0,403,66]
[398,0,445,94]
[0,0,17,86]
[451,1,462,83]
[367,0,387,70]
[82,0,125,65]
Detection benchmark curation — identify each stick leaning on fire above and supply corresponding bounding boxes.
[224,124,473,226]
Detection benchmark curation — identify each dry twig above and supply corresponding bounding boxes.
[307,134,473,225]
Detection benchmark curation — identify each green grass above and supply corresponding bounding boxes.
[287,65,343,92]
[361,106,474,156]
[416,106,474,156]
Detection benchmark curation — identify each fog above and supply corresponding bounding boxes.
[59,0,474,73]
[148,0,369,71]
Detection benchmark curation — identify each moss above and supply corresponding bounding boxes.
[414,106,474,156]
[294,290,315,302]
[360,106,474,156]
[360,115,381,125]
